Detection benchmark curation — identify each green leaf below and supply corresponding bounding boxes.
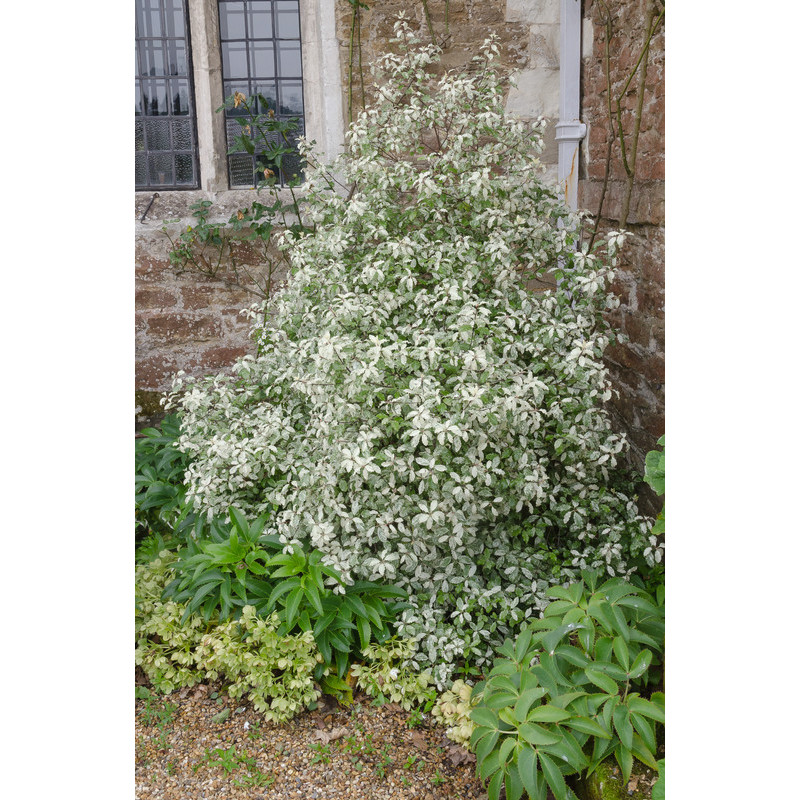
[487,768,504,800]
[527,705,571,723]
[630,732,659,770]
[471,707,500,730]
[485,691,518,711]
[283,586,303,629]
[479,750,501,782]
[627,695,665,724]
[653,760,665,800]
[514,627,533,661]
[584,668,618,695]
[615,742,633,784]
[630,711,656,753]
[564,715,611,739]
[542,623,583,655]
[517,745,542,800]
[518,723,562,747]
[504,762,524,800]
[538,751,568,800]
[304,582,323,616]
[628,648,653,680]
[498,736,517,767]
[612,636,630,671]
[613,705,633,750]
[475,729,500,767]
[514,687,548,722]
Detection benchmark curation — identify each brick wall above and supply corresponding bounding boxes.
[580,0,665,499]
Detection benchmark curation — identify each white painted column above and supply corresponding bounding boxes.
[555,0,587,210]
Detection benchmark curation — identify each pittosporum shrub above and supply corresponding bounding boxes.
[167,19,652,686]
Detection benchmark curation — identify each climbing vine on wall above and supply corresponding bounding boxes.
[590,0,665,241]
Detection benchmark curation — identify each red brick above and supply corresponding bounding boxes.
[144,313,223,343]
[136,287,179,309]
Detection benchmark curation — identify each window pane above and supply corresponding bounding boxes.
[219,1,246,39]
[277,41,301,77]
[146,119,171,151]
[229,153,255,187]
[165,41,187,76]
[279,81,303,116]
[275,1,300,38]
[136,0,198,189]
[148,152,174,185]
[253,83,277,114]
[175,153,195,184]
[222,41,249,78]
[248,1,273,38]
[249,41,275,79]
[172,119,193,150]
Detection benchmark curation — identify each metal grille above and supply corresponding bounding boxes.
[218,0,305,187]
[135,0,199,190]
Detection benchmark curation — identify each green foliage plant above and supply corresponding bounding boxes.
[168,18,650,687]
[135,414,191,538]
[467,570,664,800]
[163,507,408,680]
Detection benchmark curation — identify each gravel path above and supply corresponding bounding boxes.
[135,679,489,800]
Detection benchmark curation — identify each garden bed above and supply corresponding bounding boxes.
[135,677,488,800]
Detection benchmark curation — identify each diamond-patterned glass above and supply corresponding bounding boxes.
[135,0,198,189]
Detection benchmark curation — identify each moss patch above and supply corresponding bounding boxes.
[573,758,658,800]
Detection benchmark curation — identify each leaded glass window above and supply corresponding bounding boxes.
[218,0,305,187]
[135,0,199,189]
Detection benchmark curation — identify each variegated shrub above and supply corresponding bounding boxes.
[168,19,653,687]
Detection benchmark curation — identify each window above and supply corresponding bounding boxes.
[135,0,344,196]
[218,0,305,187]
[135,0,200,189]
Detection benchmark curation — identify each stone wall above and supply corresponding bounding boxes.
[134,190,287,428]
[333,0,562,179]
[580,0,665,493]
